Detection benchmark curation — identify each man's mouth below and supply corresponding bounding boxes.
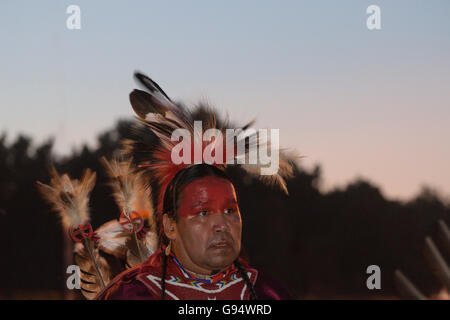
[209,240,232,249]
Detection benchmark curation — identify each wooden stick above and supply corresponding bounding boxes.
[424,236,450,292]
[394,270,426,300]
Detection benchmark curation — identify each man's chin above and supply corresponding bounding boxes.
[204,249,239,271]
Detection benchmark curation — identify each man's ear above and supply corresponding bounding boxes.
[162,213,177,241]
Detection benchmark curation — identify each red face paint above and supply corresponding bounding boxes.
[177,176,240,219]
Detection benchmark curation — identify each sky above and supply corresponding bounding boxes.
[1,1,450,202]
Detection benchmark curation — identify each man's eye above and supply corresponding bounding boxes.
[224,208,236,214]
[198,210,208,216]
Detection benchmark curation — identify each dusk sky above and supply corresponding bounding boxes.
[1,1,449,202]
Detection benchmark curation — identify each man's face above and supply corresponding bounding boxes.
[166,176,242,274]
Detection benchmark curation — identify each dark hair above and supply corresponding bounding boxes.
[159,164,257,300]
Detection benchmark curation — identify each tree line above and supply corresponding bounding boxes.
[0,119,448,299]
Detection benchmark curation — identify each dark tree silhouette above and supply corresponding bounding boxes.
[0,121,448,299]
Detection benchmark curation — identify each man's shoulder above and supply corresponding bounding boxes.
[236,258,291,300]
[95,252,162,300]
[254,268,293,300]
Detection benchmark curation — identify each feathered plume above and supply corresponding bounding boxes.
[95,220,130,258]
[74,241,112,299]
[100,157,157,265]
[37,167,109,296]
[239,149,298,195]
[100,157,153,220]
[122,72,296,221]
[94,219,158,267]
[36,167,96,228]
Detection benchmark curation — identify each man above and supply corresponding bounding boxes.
[95,72,293,299]
[96,164,291,300]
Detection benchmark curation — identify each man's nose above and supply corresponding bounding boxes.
[211,212,230,233]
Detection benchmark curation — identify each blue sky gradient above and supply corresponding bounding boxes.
[1,1,450,201]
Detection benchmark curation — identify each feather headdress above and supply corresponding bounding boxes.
[36,72,298,300]
[122,72,295,224]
